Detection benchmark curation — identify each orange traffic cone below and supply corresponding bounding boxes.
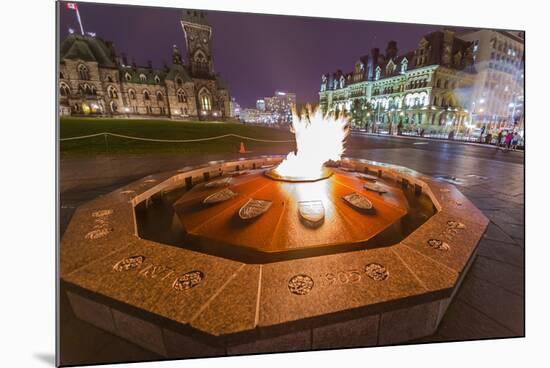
[239,142,250,153]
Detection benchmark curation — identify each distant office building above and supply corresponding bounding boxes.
[241,108,260,123]
[264,91,296,123]
[230,97,241,118]
[241,108,281,124]
[256,99,266,111]
[459,30,524,132]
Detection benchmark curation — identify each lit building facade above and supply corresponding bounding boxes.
[58,9,230,120]
[256,99,266,111]
[264,91,296,123]
[241,108,275,124]
[319,30,478,132]
[459,30,524,132]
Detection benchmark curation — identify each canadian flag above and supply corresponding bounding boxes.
[66,2,78,11]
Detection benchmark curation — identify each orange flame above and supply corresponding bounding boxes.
[274,107,349,180]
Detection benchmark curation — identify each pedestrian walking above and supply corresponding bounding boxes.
[511,132,520,151]
[504,130,513,151]
[496,130,503,148]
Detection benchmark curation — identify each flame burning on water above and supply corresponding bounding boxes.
[274,107,349,180]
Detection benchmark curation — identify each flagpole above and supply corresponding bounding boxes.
[76,7,84,35]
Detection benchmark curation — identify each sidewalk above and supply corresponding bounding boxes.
[352,130,525,151]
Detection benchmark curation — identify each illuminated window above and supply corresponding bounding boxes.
[125,72,131,81]
[201,95,211,111]
[139,74,147,82]
[154,75,160,84]
[199,88,212,111]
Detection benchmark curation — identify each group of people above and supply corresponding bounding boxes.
[495,130,522,151]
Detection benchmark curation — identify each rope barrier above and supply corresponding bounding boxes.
[59,132,106,141]
[60,132,294,143]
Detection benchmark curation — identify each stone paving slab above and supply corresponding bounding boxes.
[468,256,524,296]
[435,299,518,341]
[476,238,524,268]
[482,223,521,246]
[455,273,524,335]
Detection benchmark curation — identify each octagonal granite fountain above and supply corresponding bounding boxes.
[61,109,488,357]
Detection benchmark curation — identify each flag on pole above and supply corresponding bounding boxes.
[65,2,84,36]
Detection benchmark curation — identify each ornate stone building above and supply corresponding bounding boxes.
[58,9,230,120]
[319,30,477,132]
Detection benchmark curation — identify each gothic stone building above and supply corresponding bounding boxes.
[319,30,477,130]
[58,10,230,120]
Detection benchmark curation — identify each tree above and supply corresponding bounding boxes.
[350,99,371,130]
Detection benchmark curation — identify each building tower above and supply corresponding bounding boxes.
[181,9,214,78]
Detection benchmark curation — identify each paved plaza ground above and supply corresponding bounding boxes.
[58,133,524,365]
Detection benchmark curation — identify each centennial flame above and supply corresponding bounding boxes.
[273,107,349,181]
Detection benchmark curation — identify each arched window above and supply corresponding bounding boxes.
[198,88,212,111]
[125,72,132,81]
[78,64,90,80]
[156,91,163,102]
[110,100,118,113]
[128,89,136,100]
[176,77,183,87]
[139,73,147,82]
[60,72,65,79]
[80,83,92,96]
[375,66,381,81]
[143,90,150,101]
[401,59,408,74]
[107,86,118,99]
[194,50,207,64]
[59,83,70,97]
[154,75,160,84]
[177,89,186,103]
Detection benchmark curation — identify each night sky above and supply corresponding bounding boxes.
[59,2,471,107]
